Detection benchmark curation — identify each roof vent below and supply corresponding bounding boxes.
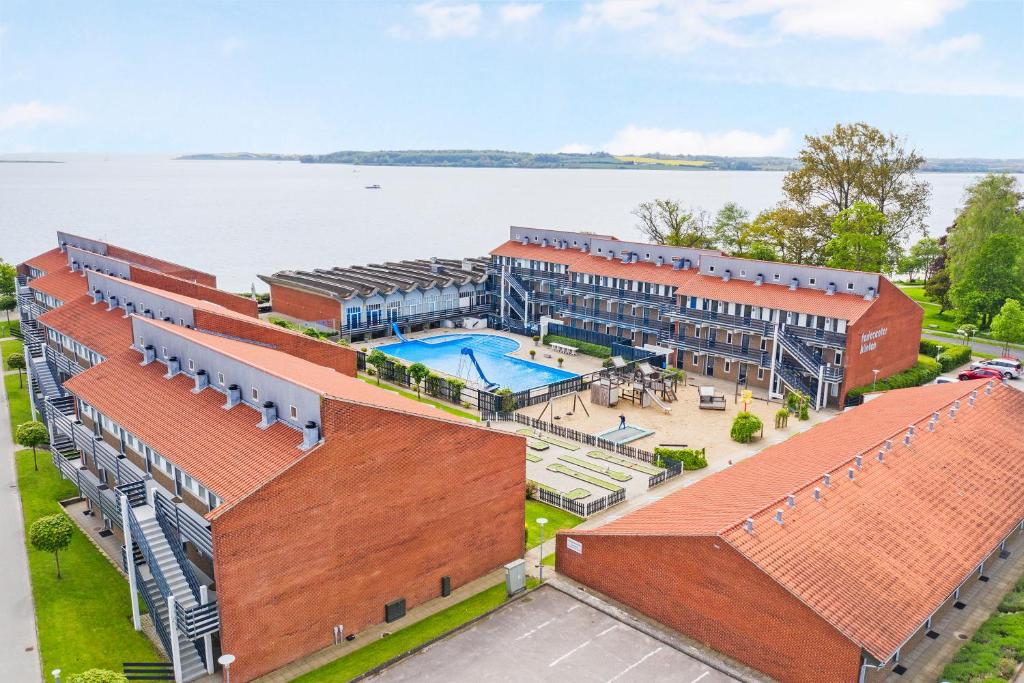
[144,308,154,319]
[787,494,796,508]
[855,454,863,469]
[620,252,630,263]
[302,421,320,450]
[656,255,665,267]
[92,288,103,304]
[903,429,913,447]
[847,467,855,480]
[192,369,208,393]
[744,518,754,533]
[823,473,831,488]
[969,390,977,406]
[884,439,893,451]
[541,238,549,248]
[430,259,442,274]
[123,301,135,318]
[259,401,278,429]
[106,294,119,312]
[813,487,822,501]
[754,274,764,287]
[671,258,683,270]
[70,260,79,272]
[864,286,876,301]
[140,345,155,365]
[986,380,995,395]
[223,384,241,410]
[60,240,68,253]
[789,277,799,291]
[164,356,180,379]
[949,405,958,419]
[606,251,615,261]
[826,282,836,296]
[682,258,692,270]
[722,270,731,282]
[877,450,885,463]
[461,258,475,271]
[774,509,784,525]
[580,243,588,253]
[521,236,529,246]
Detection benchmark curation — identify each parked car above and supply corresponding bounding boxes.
[958,367,1004,381]
[968,357,1022,379]
[933,376,957,385]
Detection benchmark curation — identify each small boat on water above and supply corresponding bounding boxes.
[365,184,381,190]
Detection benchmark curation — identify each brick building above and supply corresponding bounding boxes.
[492,227,923,407]
[16,234,524,682]
[556,379,1024,682]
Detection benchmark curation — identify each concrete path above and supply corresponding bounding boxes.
[922,332,1020,358]
[0,346,43,682]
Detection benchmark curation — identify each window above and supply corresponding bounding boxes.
[179,318,185,326]
[760,338,768,351]
[809,278,816,286]
[157,309,164,319]
[757,367,765,380]
[289,405,298,420]
[692,353,699,366]
[161,346,168,359]
[847,282,855,290]
[834,351,843,366]
[217,372,225,385]
[773,273,780,281]
[709,265,716,273]
[724,361,732,373]
[726,332,733,345]
[187,359,195,372]
[251,387,259,401]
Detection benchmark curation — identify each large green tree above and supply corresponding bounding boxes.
[824,202,891,272]
[711,202,750,254]
[782,122,930,258]
[29,513,73,578]
[946,174,1024,328]
[899,237,942,281]
[633,199,714,248]
[741,203,830,265]
[0,259,15,297]
[990,299,1024,353]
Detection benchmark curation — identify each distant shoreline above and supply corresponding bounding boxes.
[175,151,1024,174]
[0,160,63,164]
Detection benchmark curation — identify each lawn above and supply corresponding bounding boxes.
[899,285,961,333]
[0,318,20,338]
[6,371,32,433]
[941,576,1024,682]
[356,373,479,421]
[293,578,539,683]
[2,337,23,369]
[525,500,583,550]
[16,449,162,677]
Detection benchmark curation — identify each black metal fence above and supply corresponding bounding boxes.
[534,486,626,517]
[545,322,632,349]
[356,350,480,409]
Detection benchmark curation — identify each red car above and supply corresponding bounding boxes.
[958,367,1003,381]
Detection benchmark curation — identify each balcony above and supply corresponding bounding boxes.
[343,302,492,334]
[507,266,570,285]
[45,344,87,377]
[667,306,773,336]
[782,324,846,348]
[558,304,669,335]
[562,281,675,310]
[660,333,771,367]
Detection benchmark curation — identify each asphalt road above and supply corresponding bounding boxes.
[0,369,42,682]
[922,332,1019,359]
[371,585,736,683]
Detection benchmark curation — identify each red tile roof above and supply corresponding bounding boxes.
[579,379,1024,661]
[36,295,133,357]
[22,247,70,274]
[490,240,879,321]
[63,350,305,510]
[28,267,88,304]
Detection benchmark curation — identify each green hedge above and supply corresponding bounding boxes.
[846,355,942,400]
[729,412,763,444]
[941,577,1024,682]
[937,345,972,372]
[919,339,940,356]
[542,334,611,359]
[654,447,707,470]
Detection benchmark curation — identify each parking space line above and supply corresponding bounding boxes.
[514,618,553,641]
[691,672,710,683]
[549,639,592,667]
[567,604,580,613]
[597,624,618,637]
[605,647,663,682]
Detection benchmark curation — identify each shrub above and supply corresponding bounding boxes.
[529,349,536,359]
[542,334,611,359]
[730,411,763,443]
[846,355,942,400]
[445,378,465,401]
[532,335,540,344]
[496,387,517,412]
[268,317,294,329]
[774,408,790,429]
[30,513,74,578]
[424,373,444,398]
[525,481,538,500]
[557,356,564,367]
[941,575,1024,682]
[919,339,940,356]
[654,447,707,470]
[602,358,614,369]
[68,670,129,683]
[936,344,972,372]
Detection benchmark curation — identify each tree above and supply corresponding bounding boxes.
[782,122,930,260]
[633,199,714,248]
[7,352,25,388]
[68,671,129,683]
[946,174,1024,328]
[711,202,750,254]
[824,201,891,272]
[743,203,830,265]
[366,349,388,385]
[906,237,943,281]
[991,299,1024,353]
[0,259,15,297]
[29,513,73,578]
[924,269,952,313]
[16,420,48,471]
[407,362,430,398]
[0,293,15,325]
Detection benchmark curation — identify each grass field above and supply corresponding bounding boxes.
[525,500,582,550]
[2,337,24,369]
[899,285,961,333]
[356,373,479,421]
[941,576,1024,682]
[5,371,31,433]
[1,318,21,338]
[614,156,710,167]
[16,449,162,677]
[293,579,538,683]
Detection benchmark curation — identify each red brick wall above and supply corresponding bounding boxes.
[107,246,216,286]
[269,283,341,330]
[128,266,257,317]
[211,402,525,682]
[556,533,863,683]
[842,277,923,403]
[193,309,357,376]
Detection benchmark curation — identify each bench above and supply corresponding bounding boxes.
[697,386,727,410]
[550,342,578,356]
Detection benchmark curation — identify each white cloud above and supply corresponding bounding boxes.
[221,37,246,55]
[500,3,543,24]
[769,0,965,42]
[0,101,76,130]
[558,143,593,154]
[413,2,482,38]
[603,125,791,156]
[915,32,981,60]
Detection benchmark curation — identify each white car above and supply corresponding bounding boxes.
[969,357,1022,379]
[933,376,957,385]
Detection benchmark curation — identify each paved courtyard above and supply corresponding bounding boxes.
[370,585,737,683]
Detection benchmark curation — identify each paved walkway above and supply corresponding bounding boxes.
[922,332,1020,358]
[0,336,43,682]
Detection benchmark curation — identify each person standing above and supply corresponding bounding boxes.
[618,413,626,429]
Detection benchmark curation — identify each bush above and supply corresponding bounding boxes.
[268,317,295,329]
[937,344,972,372]
[774,408,790,429]
[68,671,129,683]
[730,412,763,443]
[941,576,1024,682]
[542,334,611,359]
[919,339,940,356]
[846,355,942,400]
[445,378,465,401]
[525,481,537,500]
[654,447,707,470]
[496,387,517,412]
[602,358,614,368]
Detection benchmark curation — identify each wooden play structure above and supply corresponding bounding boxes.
[589,357,678,413]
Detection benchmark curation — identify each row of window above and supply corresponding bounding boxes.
[46,328,103,366]
[33,291,61,308]
[344,291,486,322]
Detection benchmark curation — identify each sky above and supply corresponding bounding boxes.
[1,0,1022,157]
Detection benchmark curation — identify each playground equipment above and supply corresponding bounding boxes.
[390,322,411,342]
[459,347,499,390]
[536,393,590,422]
[590,357,676,413]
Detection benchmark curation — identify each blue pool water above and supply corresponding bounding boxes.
[376,334,578,392]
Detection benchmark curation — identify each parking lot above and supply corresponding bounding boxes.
[370,585,737,683]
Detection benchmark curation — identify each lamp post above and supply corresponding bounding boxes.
[218,654,236,683]
[871,369,880,391]
[537,517,548,582]
[51,669,60,683]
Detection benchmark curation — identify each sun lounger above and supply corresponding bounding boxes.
[698,385,726,410]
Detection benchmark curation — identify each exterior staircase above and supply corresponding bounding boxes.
[776,357,816,399]
[777,325,825,375]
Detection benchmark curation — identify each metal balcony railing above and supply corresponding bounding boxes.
[562,282,675,310]
[667,306,773,336]
[45,344,87,377]
[154,489,215,561]
[558,305,669,334]
[782,324,847,348]
[659,333,771,367]
[507,266,570,285]
[342,303,492,334]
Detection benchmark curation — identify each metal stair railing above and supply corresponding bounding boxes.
[776,358,816,398]
[503,268,530,300]
[153,490,215,560]
[778,326,844,382]
[45,344,86,377]
[504,293,526,322]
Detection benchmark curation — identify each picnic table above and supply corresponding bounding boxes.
[698,385,727,410]
[550,342,578,356]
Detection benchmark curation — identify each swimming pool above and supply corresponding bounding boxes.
[376,333,578,392]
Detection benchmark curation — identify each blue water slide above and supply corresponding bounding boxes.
[391,322,410,342]
[460,347,499,389]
